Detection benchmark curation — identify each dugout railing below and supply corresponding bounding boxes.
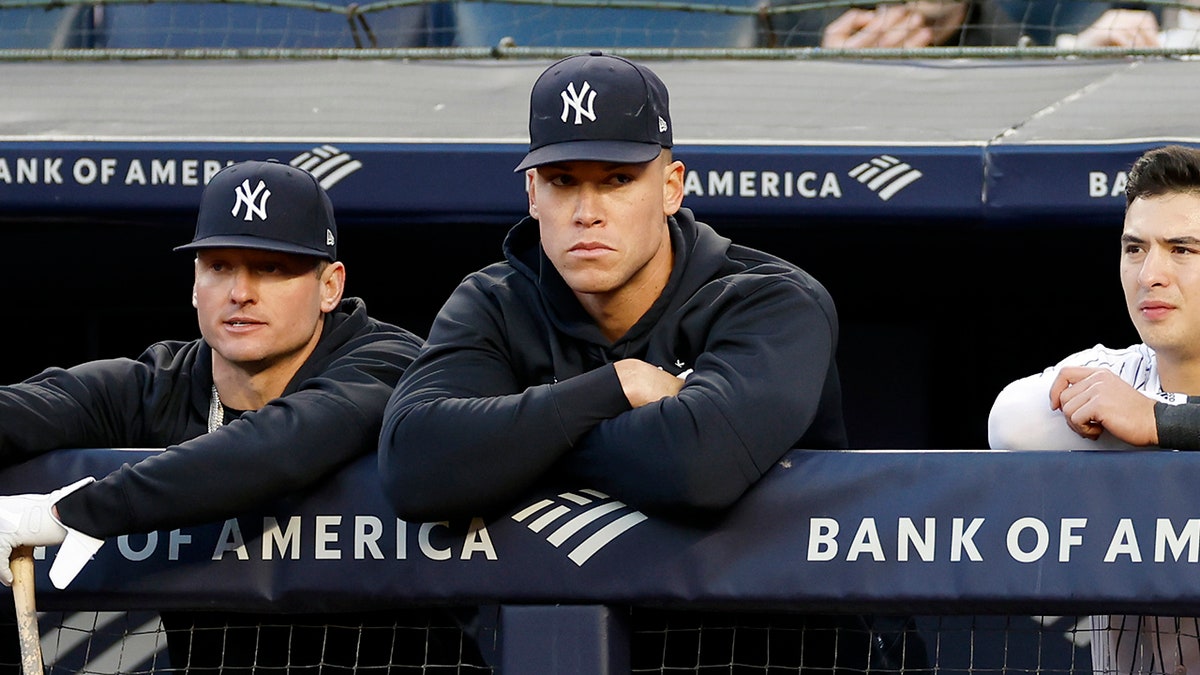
[4,448,1199,673]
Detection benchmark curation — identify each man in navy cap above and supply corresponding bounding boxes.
[0,160,429,671]
[378,53,906,671]
[383,50,844,540]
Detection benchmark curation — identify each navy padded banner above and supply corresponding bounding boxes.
[3,448,1200,615]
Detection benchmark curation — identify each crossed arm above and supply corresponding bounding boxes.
[989,364,1164,450]
[0,325,418,585]
[1048,367,1160,446]
[378,274,838,520]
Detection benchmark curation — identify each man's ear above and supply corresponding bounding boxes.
[191,258,200,308]
[320,261,347,313]
[526,169,539,220]
[663,159,685,216]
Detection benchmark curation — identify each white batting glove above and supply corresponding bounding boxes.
[0,477,104,588]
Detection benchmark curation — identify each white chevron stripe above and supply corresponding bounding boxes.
[527,505,572,532]
[546,501,628,547]
[288,146,362,189]
[511,499,554,522]
[877,170,923,201]
[560,491,593,505]
[317,159,362,189]
[867,162,914,191]
[849,155,924,200]
[568,512,648,566]
[308,152,352,178]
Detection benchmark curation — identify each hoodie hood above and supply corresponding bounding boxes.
[502,208,731,348]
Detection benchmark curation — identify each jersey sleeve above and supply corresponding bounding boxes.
[986,371,1135,450]
[987,346,1145,451]
[378,277,633,521]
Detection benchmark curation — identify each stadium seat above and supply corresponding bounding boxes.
[91,3,452,49]
[0,6,96,48]
[452,0,761,48]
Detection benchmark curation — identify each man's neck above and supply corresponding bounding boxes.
[212,363,291,411]
[211,342,318,410]
[1156,354,1200,396]
[575,230,675,343]
[577,290,657,343]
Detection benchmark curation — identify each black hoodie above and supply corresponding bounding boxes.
[380,209,845,520]
[0,297,421,538]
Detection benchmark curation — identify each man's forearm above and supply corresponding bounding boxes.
[380,366,631,521]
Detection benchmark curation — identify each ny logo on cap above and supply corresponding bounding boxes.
[232,179,271,221]
[560,81,597,125]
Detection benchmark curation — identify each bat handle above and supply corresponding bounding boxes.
[11,546,43,675]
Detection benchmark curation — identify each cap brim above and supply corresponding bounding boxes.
[514,140,664,172]
[174,235,333,260]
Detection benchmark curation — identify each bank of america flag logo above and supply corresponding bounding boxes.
[289,145,362,190]
[849,155,923,201]
[511,489,647,566]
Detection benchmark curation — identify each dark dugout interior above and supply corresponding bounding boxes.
[4,208,1135,451]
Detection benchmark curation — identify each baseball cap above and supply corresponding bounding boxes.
[514,51,673,172]
[175,160,337,261]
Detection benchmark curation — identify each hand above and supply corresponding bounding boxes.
[613,359,684,408]
[1075,9,1161,48]
[0,478,95,586]
[1049,366,1159,446]
[821,2,967,48]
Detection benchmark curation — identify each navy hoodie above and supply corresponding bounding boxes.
[0,298,421,538]
[380,209,845,520]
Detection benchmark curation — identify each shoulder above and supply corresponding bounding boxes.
[996,343,1150,393]
[442,262,534,313]
[329,298,424,360]
[135,339,203,374]
[676,212,838,329]
[710,242,837,321]
[681,209,832,308]
[48,339,207,402]
[462,261,526,291]
[1055,343,1153,371]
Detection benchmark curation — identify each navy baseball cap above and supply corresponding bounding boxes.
[515,52,673,172]
[175,160,337,261]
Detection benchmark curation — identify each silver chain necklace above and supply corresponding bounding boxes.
[207,384,223,433]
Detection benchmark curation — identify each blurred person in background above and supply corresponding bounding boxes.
[765,0,1023,47]
[1055,2,1200,48]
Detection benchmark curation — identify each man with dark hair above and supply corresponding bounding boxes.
[0,160,428,672]
[379,52,925,672]
[989,144,1200,673]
